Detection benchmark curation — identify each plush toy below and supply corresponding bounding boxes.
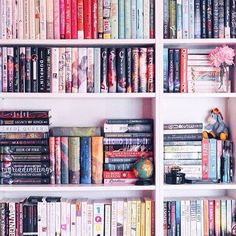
[202,108,229,140]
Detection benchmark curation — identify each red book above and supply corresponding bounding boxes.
[180,48,188,93]
[91,0,98,39]
[83,0,92,39]
[103,171,136,179]
[71,0,78,38]
[77,0,84,38]
[60,0,65,39]
[202,139,209,180]
[65,0,72,39]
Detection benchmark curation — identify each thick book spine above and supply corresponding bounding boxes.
[71,0,78,39]
[125,0,131,39]
[201,0,207,38]
[58,48,66,92]
[91,0,98,39]
[108,48,117,93]
[0,154,49,161]
[202,139,209,180]
[53,0,60,39]
[65,47,72,93]
[0,117,49,125]
[194,0,201,38]
[101,48,108,93]
[83,0,92,39]
[0,132,48,139]
[209,139,217,180]
[126,48,132,93]
[0,145,49,154]
[180,48,188,92]
[34,0,40,39]
[139,48,147,92]
[117,48,126,93]
[1,0,7,39]
[169,0,176,39]
[60,0,65,38]
[91,137,103,184]
[7,47,14,92]
[0,110,49,118]
[103,137,152,145]
[31,47,38,92]
[25,47,31,92]
[68,137,80,184]
[80,137,91,184]
[118,0,125,38]
[61,137,69,184]
[65,0,72,39]
[77,0,84,38]
[131,48,139,92]
[87,48,94,93]
[46,0,54,39]
[147,47,155,93]
[71,48,78,93]
[78,48,87,93]
[213,0,219,38]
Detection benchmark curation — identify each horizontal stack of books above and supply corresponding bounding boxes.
[164,0,235,39]
[163,48,231,93]
[0,196,155,235]
[164,198,236,235]
[1,0,155,40]
[0,46,155,93]
[164,123,203,180]
[49,127,103,184]
[103,119,154,185]
[0,110,50,184]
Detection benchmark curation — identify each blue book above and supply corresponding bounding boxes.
[209,139,217,180]
[136,0,144,38]
[163,48,169,93]
[118,0,125,39]
[125,0,132,38]
[163,0,169,38]
[175,200,181,236]
[80,137,92,184]
[131,0,137,38]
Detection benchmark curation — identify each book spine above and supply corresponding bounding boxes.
[38,48,46,92]
[150,0,155,38]
[31,47,38,92]
[49,137,55,184]
[0,110,49,118]
[110,0,118,39]
[97,0,103,38]
[209,139,217,180]
[131,48,139,92]
[1,0,7,39]
[93,202,105,235]
[221,200,227,235]
[180,48,188,92]
[163,0,169,39]
[91,137,103,184]
[7,47,14,92]
[91,0,98,39]
[226,200,232,235]
[131,0,137,38]
[77,0,84,38]
[116,48,126,93]
[34,0,40,39]
[2,47,8,92]
[202,139,209,180]
[87,48,94,93]
[188,0,194,39]
[103,137,152,145]
[143,0,150,39]
[168,48,174,92]
[125,0,131,39]
[231,0,236,38]
[201,0,207,38]
[108,48,117,93]
[173,49,180,92]
[29,0,35,39]
[163,48,168,92]
[206,0,213,38]
[0,48,2,92]
[111,200,117,235]
[139,48,147,92]
[101,48,108,93]
[194,0,201,38]
[65,0,72,39]
[61,136,69,184]
[58,48,66,93]
[46,0,54,39]
[182,0,188,38]
[78,48,87,93]
[213,0,219,38]
[13,47,20,92]
[71,48,78,93]
[6,0,13,39]
[51,47,59,93]
[104,144,153,151]
[104,163,134,171]
[224,0,230,38]
[65,47,72,93]
[39,0,46,39]
[94,48,101,93]
[84,0,92,38]
[71,0,78,39]
[216,140,222,181]
[25,47,31,92]
[118,0,125,38]
[169,0,176,39]
[218,0,225,38]
[176,0,182,39]
[53,0,60,39]
[126,48,132,93]
[60,0,65,38]
[55,136,61,184]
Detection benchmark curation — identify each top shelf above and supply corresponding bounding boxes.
[0,39,156,46]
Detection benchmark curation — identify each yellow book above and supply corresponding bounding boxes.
[144,198,151,236]
[136,199,141,236]
[140,202,145,236]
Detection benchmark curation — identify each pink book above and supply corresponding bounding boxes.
[71,48,78,93]
[49,137,55,184]
[71,0,78,39]
[77,0,84,38]
[92,0,98,39]
[65,0,72,39]
[60,0,65,39]
[202,139,209,180]
[53,0,60,39]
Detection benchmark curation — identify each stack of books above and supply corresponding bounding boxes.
[0,110,50,184]
[164,198,236,235]
[49,127,103,184]
[164,123,203,180]
[103,119,154,185]
[0,196,155,235]
[163,48,231,93]
[0,46,155,94]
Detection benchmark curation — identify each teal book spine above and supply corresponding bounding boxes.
[136,0,144,38]
[118,0,125,38]
[209,139,217,180]
[125,0,131,38]
[131,0,137,38]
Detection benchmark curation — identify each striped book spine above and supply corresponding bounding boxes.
[125,0,131,39]
[61,137,69,184]
[143,0,150,39]
[131,0,137,38]
[118,0,125,38]
[71,48,78,93]
[29,0,35,39]
[53,0,60,39]
[136,0,144,39]
[94,48,101,93]
[111,0,118,39]
[60,0,65,38]
[40,0,47,39]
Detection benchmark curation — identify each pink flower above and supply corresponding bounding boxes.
[208,46,235,67]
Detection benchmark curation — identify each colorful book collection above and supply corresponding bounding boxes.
[1,0,155,40]
[164,123,233,183]
[49,127,103,184]
[0,110,50,185]
[164,198,236,236]
[0,46,155,93]
[164,0,236,39]
[103,119,154,185]
[0,196,155,236]
[163,47,232,93]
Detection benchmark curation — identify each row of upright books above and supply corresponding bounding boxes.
[0,110,50,185]
[0,196,155,236]
[163,48,231,93]
[164,198,236,236]
[1,0,155,40]
[164,123,233,183]
[164,0,236,39]
[0,46,155,93]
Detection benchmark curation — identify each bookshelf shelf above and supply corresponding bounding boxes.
[0,39,156,46]
[161,93,236,98]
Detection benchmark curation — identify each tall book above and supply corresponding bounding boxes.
[61,137,69,184]
[83,0,92,38]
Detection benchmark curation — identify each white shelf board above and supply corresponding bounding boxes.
[0,93,156,99]
[0,184,156,192]
[161,93,236,98]
[0,39,156,46]
[164,38,236,47]
[164,183,236,191]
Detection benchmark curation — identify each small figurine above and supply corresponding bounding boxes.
[202,107,229,140]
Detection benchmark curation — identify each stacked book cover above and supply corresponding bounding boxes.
[164,0,235,39]
[103,119,154,185]
[164,198,236,235]
[1,0,155,40]
[0,46,155,93]
[0,110,50,184]
[163,48,231,93]
[49,127,103,184]
[0,196,155,235]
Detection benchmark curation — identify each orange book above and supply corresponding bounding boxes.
[180,48,188,93]
[203,199,209,236]
[91,137,103,184]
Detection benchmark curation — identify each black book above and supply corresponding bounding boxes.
[117,48,126,93]
[25,47,31,92]
[213,0,219,38]
[126,48,132,93]
[206,0,213,38]
[201,0,207,38]
[31,47,39,92]
[45,48,51,92]
[13,47,20,92]
[101,48,108,93]
[231,0,236,38]
[173,49,180,93]
[168,49,174,92]
[38,48,46,92]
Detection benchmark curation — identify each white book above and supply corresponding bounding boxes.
[131,0,136,39]
[124,0,131,39]
[1,0,7,39]
[35,0,40,39]
[8,202,16,234]
[6,0,13,39]
[65,47,72,93]
[182,0,188,39]
[87,48,94,93]
[38,201,42,236]
[93,201,105,236]
[2,47,7,92]
[181,201,186,236]
[61,199,68,236]
[104,204,111,236]
[226,200,232,235]
[53,0,60,39]
[87,201,93,236]
[111,199,117,236]
[81,200,88,236]
[29,0,35,39]
[46,0,54,39]
[17,0,23,39]
[117,199,124,236]
[40,0,47,39]
[66,200,71,236]
[0,0,2,39]
[185,200,191,236]
[71,201,77,236]
[59,48,66,93]
[143,0,150,39]
[190,200,197,236]
[41,199,47,236]
[93,48,101,93]
[55,202,61,236]
[23,0,29,39]
[127,199,132,236]
[48,202,52,235]
[76,200,82,236]
[123,201,128,236]
[71,48,78,93]
[78,48,88,93]
[50,202,56,236]
[51,48,59,93]
[110,0,118,39]
[12,0,17,39]
[130,199,137,236]
[188,0,194,39]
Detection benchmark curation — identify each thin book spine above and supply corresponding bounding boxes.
[53,0,60,39]
[51,47,59,93]
[87,48,94,93]
[65,0,72,39]
[77,0,84,38]
[71,47,78,93]
[7,47,14,92]
[29,0,35,39]
[46,0,54,39]
[118,0,125,38]
[91,0,98,39]
[6,0,13,39]
[71,0,78,39]
[25,47,31,92]
[111,0,118,39]
[39,0,47,39]
[65,47,72,93]
[131,0,137,38]
[60,0,65,39]
[3,47,7,92]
